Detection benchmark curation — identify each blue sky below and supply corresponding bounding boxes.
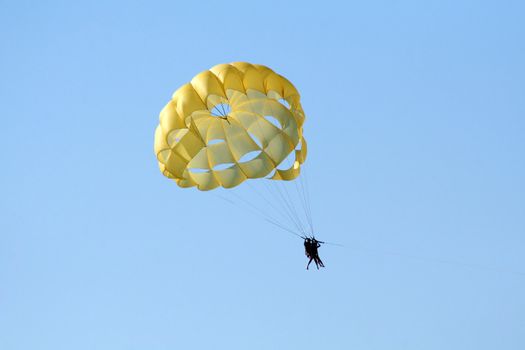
[1,1,524,349]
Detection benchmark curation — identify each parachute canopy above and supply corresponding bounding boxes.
[154,62,307,190]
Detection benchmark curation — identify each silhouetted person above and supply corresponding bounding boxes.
[304,238,312,258]
[305,238,316,270]
[311,238,325,268]
[305,237,324,270]
[304,238,315,269]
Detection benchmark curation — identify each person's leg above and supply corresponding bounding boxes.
[314,254,324,267]
[307,257,313,270]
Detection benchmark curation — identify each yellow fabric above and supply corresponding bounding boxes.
[154,62,307,190]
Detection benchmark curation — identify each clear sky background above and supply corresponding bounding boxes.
[1,1,524,349]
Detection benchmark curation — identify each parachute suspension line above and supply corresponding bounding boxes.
[294,178,313,236]
[346,240,524,276]
[299,168,314,235]
[262,218,306,239]
[211,99,229,117]
[222,97,311,240]
[291,165,313,235]
[227,190,283,230]
[295,175,314,235]
[214,193,304,239]
[215,192,273,228]
[277,183,309,237]
[246,106,310,238]
[320,240,344,247]
[266,181,309,237]
[219,101,227,116]
[246,114,307,237]
[304,170,314,229]
[267,95,314,237]
[245,181,304,235]
[279,181,308,235]
[260,180,305,236]
[219,165,307,239]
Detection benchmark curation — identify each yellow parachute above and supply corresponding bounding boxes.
[154,62,307,190]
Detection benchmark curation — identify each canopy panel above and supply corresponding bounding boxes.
[154,62,307,190]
